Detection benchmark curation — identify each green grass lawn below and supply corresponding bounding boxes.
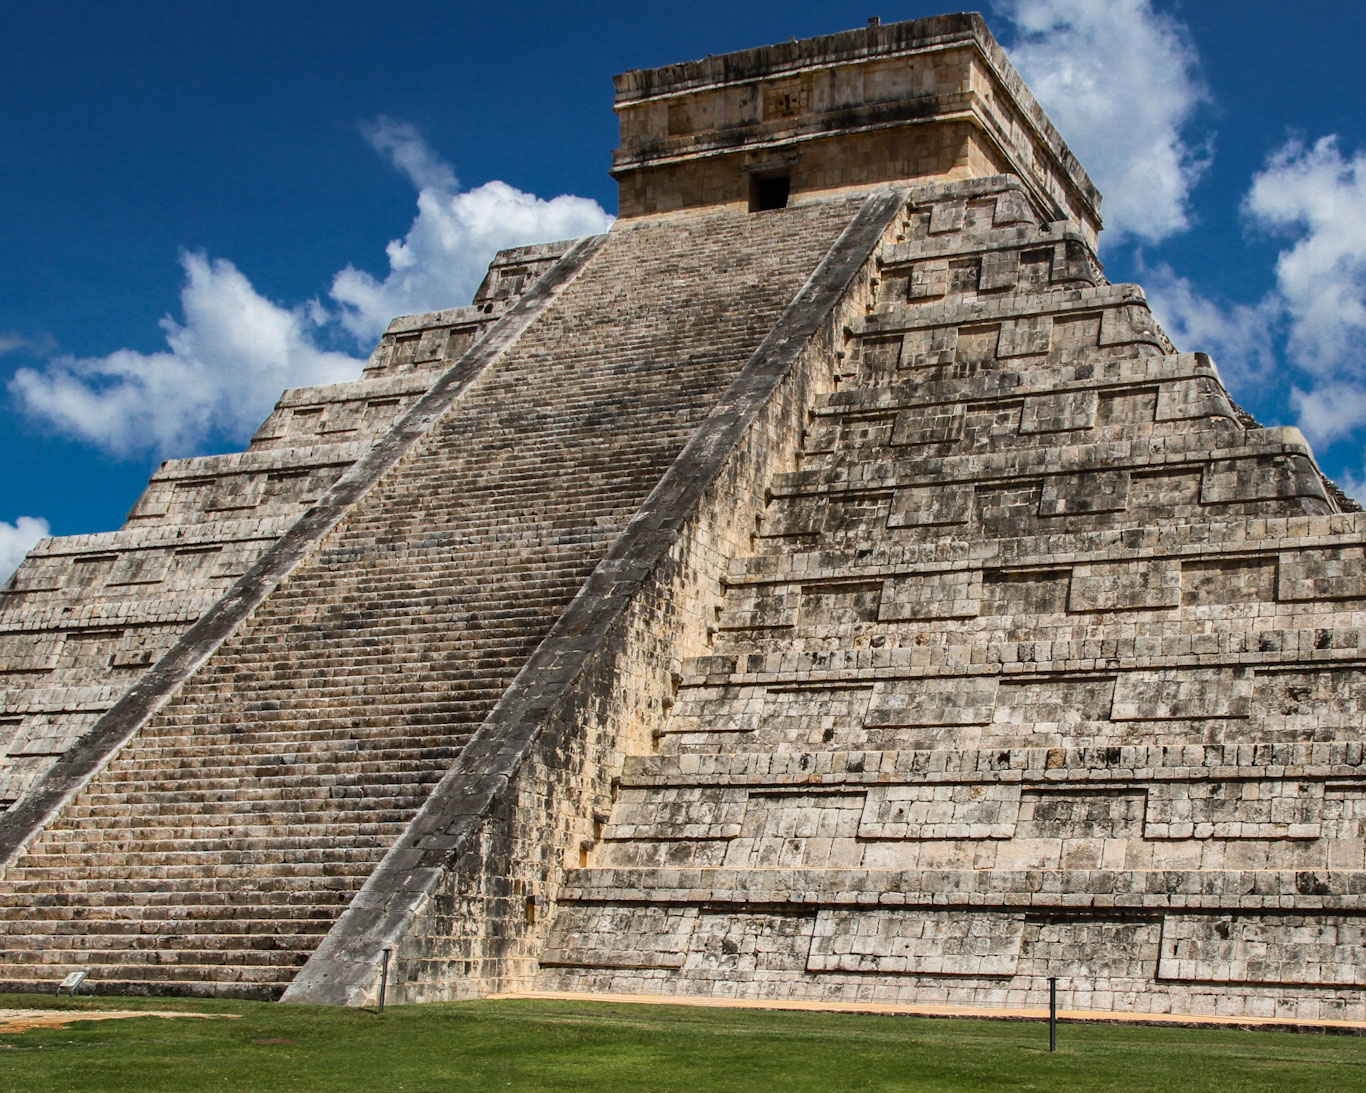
[3,993,1365,1092]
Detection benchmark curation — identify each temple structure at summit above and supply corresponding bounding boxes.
[2,14,1365,1023]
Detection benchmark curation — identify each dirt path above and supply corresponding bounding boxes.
[0,1008,237,1034]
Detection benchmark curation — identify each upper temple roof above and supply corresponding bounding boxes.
[610,12,1101,243]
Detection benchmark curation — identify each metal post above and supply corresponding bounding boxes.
[379,947,392,1014]
[1048,976,1057,1052]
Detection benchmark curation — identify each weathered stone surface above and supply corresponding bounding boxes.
[1,13,1363,1025]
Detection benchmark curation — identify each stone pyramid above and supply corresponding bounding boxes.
[3,14,1365,1023]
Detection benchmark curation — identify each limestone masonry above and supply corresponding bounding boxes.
[2,13,1364,1022]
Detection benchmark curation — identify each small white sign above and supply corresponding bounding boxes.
[57,971,88,995]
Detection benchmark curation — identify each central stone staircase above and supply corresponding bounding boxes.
[0,196,866,997]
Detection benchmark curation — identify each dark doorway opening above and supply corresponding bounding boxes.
[749,172,790,211]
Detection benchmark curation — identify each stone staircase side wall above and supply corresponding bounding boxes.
[281,189,910,1006]
[0,235,607,869]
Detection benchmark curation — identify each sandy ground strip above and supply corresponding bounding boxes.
[0,1008,238,1034]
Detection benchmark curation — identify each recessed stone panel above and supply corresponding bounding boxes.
[1277,547,1366,602]
[865,677,999,727]
[1038,469,1130,517]
[1050,311,1100,351]
[1159,914,1366,987]
[858,335,903,373]
[1127,469,1202,509]
[1155,377,1230,422]
[1111,669,1254,721]
[928,198,967,234]
[1015,788,1146,839]
[762,498,826,536]
[606,787,749,841]
[1019,916,1162,980]
[955,325,1000,363]
[979,569,1071,615]
[716,583,799,630]
[890,403,965,446]
[809,910,1024,977]
[1018,390,1098,434]
[0,634,63,674]
[899,327,957,369]
[1181,557,1277,607]
[1144,781,1323,840]
[1068,559,1180,612]
[908,258,950,299]
[683,912,815,978]
[798,581,883,625]
[726,791,867,869]
[878,568,981,620]
[998,316,1052,358]
[105,551,171,587]
[887,483,973,527]
[975,480,1043,531]
[993,677,1117,729]
[858,783,1021,839]
[1095,388,1158,425]
[1098,304,1159,347]
[978,248,1020,291]
[540,905,698,970]
[1253,669,1366,728]
[1201,456,1326,506]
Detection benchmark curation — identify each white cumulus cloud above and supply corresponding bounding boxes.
[1142,262,1281,389]
[10,120,613,458]
[1144,136,1366,452]
[997,0,1210,245]
[11,253,362,456]
[0,516,50,583]
[1246,137,1366,382]
[330,118,613,343]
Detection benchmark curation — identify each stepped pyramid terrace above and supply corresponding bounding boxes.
[4,12,1366,1023]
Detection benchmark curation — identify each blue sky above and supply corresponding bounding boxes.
[3,0,1365,575]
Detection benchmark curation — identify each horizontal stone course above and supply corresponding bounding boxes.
[536,168,1366,1020]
